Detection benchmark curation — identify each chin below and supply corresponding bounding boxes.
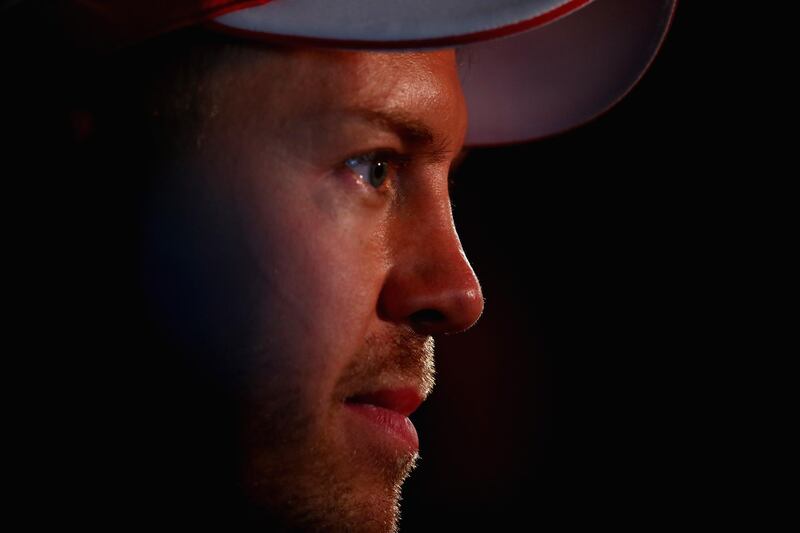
[241,454,418,533]
[239,400,421,533]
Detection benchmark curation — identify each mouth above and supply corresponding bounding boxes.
[343,388,425,453]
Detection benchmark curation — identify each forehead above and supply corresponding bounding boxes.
[206,45,467,145]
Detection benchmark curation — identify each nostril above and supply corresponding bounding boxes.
[410,309,445,326]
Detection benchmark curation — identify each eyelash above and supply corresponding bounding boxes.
[343,149,413,190]
[340,149,462,199]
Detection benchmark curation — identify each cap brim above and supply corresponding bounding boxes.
[461,0,677,145]
[209,0,677,145]
[210,0,595,47]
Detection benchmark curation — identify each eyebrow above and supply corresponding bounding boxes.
[352,109,435,144]
[339,108,457,163]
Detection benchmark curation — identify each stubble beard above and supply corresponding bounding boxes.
[240,329,435,533]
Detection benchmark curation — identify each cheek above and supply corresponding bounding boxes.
[238,167,389,400]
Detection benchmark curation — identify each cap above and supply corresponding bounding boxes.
[24,0,678,146]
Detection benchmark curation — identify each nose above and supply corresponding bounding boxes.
[377,198,484,336]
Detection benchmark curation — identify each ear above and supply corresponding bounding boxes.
[69,109,95,143]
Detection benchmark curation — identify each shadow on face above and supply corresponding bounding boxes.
[28,28,478,532]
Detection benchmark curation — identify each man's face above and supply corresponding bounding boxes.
[142,44,483,532]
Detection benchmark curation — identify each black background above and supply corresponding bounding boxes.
[400,3,757,530]
[4,1,773,530]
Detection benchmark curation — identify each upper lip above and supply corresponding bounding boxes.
[345,387,425,417]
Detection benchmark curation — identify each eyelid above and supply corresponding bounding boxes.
[346,148,413,168]
[340,147,462,193]
[342,149,413,195]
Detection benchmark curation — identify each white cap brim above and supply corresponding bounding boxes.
[209,0,677,145]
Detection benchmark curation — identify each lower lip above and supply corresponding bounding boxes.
[343,403,419,453]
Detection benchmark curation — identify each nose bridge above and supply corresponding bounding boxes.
[413,200,475,293]
[378,188,484,336]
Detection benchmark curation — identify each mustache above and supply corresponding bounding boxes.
[335,328,436,401]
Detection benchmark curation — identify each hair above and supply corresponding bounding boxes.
[2,0,252,172]
[1,11,255,337]
[76,27,253,158]
[3,14,267,523]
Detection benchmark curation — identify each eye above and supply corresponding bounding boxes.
[344,151,408,190]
